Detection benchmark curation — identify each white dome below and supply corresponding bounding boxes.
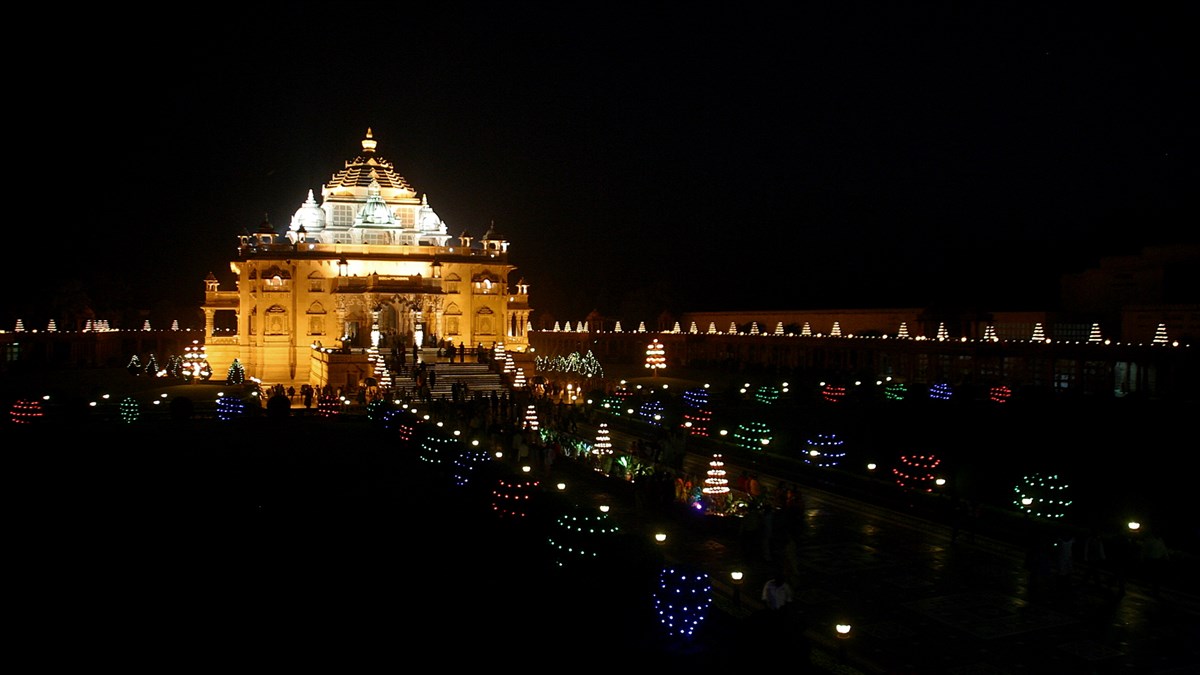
[290,189,326,233]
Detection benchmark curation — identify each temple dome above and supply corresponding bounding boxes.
[290,189,327,233]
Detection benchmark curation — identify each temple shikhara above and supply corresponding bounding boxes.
[202,129,532,389]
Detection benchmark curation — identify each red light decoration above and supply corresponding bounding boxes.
[9,398,45,424]
[822,384,846,403]
[491,477,540,519]
[893,454,942,492]
[989,385,1012,403]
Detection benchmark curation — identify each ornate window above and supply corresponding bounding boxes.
[332,204,354,227]
[363,230,391,245]
[265,305,288,335]
[475,307,495,335]
[445,302,462,336]
[308,273,325,292]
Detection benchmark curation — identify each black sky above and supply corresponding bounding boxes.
[10,3,1197,328]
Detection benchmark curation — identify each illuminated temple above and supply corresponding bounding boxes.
[202,129,531,389]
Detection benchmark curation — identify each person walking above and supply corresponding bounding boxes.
[758,571,795,641]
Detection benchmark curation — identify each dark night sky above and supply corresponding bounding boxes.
[10,3,1197,328]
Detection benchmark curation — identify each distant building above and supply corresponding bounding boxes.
[202,129,532,388]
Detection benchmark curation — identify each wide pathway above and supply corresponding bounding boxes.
[550,432,1200,673]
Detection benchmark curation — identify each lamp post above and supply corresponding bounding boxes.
[836,623,852,663]
[731,570,744,608]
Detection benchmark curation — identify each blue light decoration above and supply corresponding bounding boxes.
[653,566,712,639]
[119,396,141,424]
[451,440,492,488]
[681,388,711,436]
[892,454,942,492]
[1013,473,1072,519]
[491,476,541,520]
[884,382,907,401]
[989,385,1012,404]
[732,421,773,451]
[804,433,845,468]
[546,504,621,569]
[929,383,953,401]
[681,387,709,409]
[822,384,846,403]
[215,396,247,421]
[638,399,665,427]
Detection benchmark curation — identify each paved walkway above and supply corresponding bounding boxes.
[542,441,1200,672]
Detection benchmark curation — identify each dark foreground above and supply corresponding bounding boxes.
[14,417,773,668]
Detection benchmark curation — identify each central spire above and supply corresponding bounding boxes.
[362,127,377,154]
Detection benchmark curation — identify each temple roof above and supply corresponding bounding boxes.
[324,128,414,193]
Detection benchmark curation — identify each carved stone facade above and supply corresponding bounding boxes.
[203,130,531,388]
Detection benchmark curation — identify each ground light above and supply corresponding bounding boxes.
[731,570,744,607]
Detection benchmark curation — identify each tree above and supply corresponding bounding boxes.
[226,358,245,385]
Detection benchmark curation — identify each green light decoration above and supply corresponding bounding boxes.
[1013,473,1072,519]
[534,350,604,379]
[119,396,141,424]
[885,382,907,401]
[732,421,772,451]
[599,394,625,413]
[547,504,622,569]
[165,355,184,378]
[366,399,389,421]
[419,431,458,465]
[226,359,245,385]
[754,385,780,405]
